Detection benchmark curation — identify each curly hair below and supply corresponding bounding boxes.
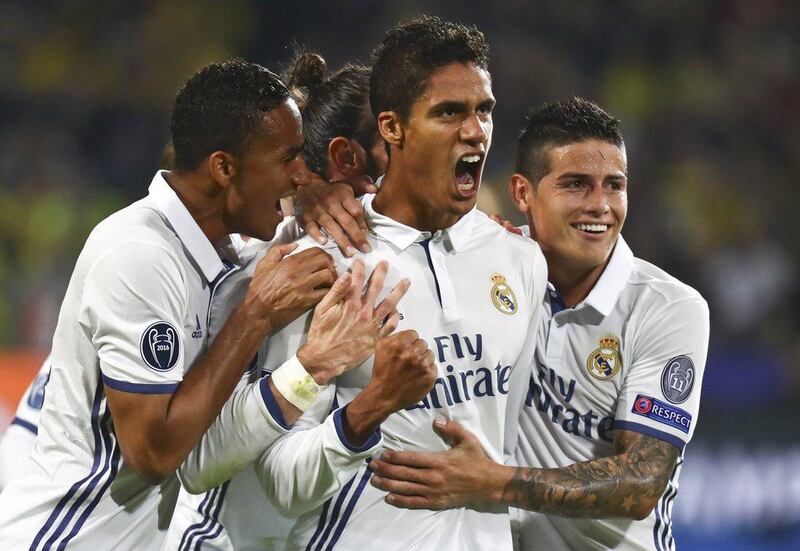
[370,15,489,121]
[516,97,624,184]
[170,59,290,171]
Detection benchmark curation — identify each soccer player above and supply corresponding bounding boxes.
[0,59,399,550]
[369,98,710,551]
[164,53,400,551]
[252,17,548,551]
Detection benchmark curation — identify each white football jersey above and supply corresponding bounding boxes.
[257,194,548,551]
[0,357,51,490]
[0,173,286,550]
[512,236,710,551]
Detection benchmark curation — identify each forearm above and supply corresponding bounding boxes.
[257,404,381,517]
[179,376,290,493]
[496,454,668,519]
[341,386,390,446]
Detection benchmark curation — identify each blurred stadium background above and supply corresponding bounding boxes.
[1,1,798,549]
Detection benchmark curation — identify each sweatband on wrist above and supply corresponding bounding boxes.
[270,354,324,411]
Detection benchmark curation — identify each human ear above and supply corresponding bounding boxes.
[207,151,237,188]
[329,137,359,178]
[509,173,533,213]
[377,111,403,148]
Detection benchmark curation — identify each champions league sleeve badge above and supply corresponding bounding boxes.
[587,336,622,380]
[490,272,518,315]
[661,355,695,404]
[140,321,181,372]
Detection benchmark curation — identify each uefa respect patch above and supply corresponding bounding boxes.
[140,321,181,372]
[631,394,692,434]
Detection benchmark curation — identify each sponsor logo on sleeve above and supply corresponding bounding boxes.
[661,355,695,404]
[586,336,622,380]
[140,321,180,372]
[490,272,518,315]
[632,394,692,434]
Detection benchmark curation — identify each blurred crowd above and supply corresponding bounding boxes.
[1,0,799,411]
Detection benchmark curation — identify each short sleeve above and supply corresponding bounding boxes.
[614,296,710,450]
[80,241,188,393]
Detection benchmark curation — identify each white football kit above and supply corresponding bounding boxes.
[258,194,548,551]
[512,235,710,551]
[0,173,293,550]
[0,357,51,490]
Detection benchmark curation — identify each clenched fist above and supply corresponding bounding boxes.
[342,330,437,446]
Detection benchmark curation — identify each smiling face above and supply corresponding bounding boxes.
[516,139,628,281]
[381,62,494,230]
[224,99,307,240]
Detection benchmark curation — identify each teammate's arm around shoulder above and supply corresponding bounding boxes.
[97,241,337,484]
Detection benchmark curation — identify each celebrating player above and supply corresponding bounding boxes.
[369,98,710,550]
[252,17,548,551]
[164,53,399,551]
[0,59,401,550]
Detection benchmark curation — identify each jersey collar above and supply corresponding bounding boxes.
[362,193,476,253]
[148,171,231,283]
[581,235,634,317]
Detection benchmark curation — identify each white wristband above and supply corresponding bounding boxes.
[270,355,324,411]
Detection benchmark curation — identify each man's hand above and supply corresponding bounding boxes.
[369,418,499,509]
[342,331,438,446]
[294,176,371,257]
[488,213,523,235]
[242,243,337,332]
[297,259,410,385]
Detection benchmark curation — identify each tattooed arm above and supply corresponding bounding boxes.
[369,418,679,520]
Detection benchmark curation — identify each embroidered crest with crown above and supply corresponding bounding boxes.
[490,272,518,315]
[587,336,622,380]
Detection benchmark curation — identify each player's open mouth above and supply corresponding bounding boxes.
[453,153,484,198]
[275,191,294,218]
[572,223,610,235]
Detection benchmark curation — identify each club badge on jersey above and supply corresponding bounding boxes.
[490,272,518,315]
[140,321,181,371]
[586,336,622,380]
[660,355,695,404]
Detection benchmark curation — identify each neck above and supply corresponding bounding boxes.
[164,171,228,244]
[372,163,462,232]
[547,256,610,308]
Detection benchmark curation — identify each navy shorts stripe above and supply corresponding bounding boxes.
[325,465,372,550]
[30,384,106,550]
[307,473,358,550]
[192,481,231,550]
[179,487,220,551]
[305,496,333,550]
[55,412,122,550]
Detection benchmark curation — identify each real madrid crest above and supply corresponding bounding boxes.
[490,272,518,315]
[586,336,622,380]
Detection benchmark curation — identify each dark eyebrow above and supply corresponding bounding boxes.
[282,141,305,158]
[428,100,467,115]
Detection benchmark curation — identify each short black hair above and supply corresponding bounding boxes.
[171,59,290,171]
[370,15,489,121]
[516,97,624,184]
[283,52,374,176]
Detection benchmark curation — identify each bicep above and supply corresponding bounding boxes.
[103,386,172,468]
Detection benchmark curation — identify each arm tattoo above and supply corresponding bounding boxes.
[501,431,679,518]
